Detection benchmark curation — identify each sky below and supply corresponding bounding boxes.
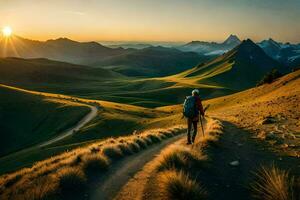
[0,0,300,43]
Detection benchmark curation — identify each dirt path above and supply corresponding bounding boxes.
[39,104,97,147]
[89,134,185,200]
[106,121,299,200]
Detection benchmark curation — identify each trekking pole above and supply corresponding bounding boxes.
[199,104,209,138]
[199,114,205,137]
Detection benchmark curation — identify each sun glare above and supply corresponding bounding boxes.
[2,26,12,37]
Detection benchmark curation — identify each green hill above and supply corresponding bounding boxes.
[169,39,282,90]
[0,84,90,156]
[94,46,211,77]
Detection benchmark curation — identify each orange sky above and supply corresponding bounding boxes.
[1,0,300,43]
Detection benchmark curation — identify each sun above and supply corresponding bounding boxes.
[2,26,12,37]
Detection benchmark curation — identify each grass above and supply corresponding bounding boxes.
[251,165,295,200]
[0,84,90,156]
[0,126,184,200]
[150,118,223,200]
[57,168,87,195]
[158,170,207,200]
[156,145,207,171]
[81,154,110,177]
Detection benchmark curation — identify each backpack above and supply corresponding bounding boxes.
[183,96,196,118]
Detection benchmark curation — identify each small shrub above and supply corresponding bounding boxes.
[82,154,109,177]
[159,170,207,200]
[251,165,295,200]
[16,176,57,200]
[127,141,141,153]
[257,69,283,86]
[134,138,147,149]
[156,146,206,171]
[102,145,123,159]
[147,134,162,143]
[117,143,133,155]
[57,168,87,196]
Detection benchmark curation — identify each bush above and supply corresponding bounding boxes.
[57,168,87,196]
[82,154,109,177]
[127,141,141,153]
[156,146,206,171]
[251,165,295,200]
[102,145,123,159]
[158,170,207,200]
[117,143,133,155]
[134,138,147,149]
[257,69,282,86]
[147,134,162,143]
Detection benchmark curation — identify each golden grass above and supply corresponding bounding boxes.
[152,118,223,200]
[82,154,110,177]
[251,165,295,200]
[0,125,184,199]
[156,145,207,171]
[195,118,223,148]
[57,167,87,195]
[158,170,207,200]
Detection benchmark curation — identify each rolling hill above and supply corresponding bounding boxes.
[0,84,90,156]
[0,57,123,89]
[93,46,211,77]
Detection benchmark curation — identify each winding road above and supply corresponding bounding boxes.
[39,104,98,147]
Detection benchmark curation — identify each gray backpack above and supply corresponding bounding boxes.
[183,96,196,118]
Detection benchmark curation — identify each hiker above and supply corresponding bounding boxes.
[183,89,205,144]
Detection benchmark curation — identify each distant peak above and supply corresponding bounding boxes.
[223,34,241,45]
[46,37,77,44]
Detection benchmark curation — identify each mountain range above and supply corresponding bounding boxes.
[257,38,300,68]
[0,35,210,77]
[178,34,241,55]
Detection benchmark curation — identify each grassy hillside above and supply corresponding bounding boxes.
[0,84,185,174]
[163,39,282,91]
[95,46,211,77]
[0,84,90,156]
[162,69,300,156]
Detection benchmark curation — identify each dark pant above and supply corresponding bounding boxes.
[187,118,198,143]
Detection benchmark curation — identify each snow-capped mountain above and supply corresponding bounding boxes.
[178,34,241,55]
[258,38,300,67]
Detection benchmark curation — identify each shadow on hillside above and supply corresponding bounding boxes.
[196,121,299,200]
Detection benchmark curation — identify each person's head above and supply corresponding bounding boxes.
[192,89,199,96]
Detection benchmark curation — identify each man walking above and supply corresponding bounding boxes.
[183,89,205,144]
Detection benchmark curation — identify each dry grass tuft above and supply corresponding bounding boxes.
[82,154,110,177]
[156,145,207,171]
[147,134,162,143]
[57,168,87,196]
[195,119,223,147]
[158,170,207,200]
[134,137,148,149]
[15,176,58,200]
[117,143,133,155]
[251,165,295,200]
[102,145,124,159]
